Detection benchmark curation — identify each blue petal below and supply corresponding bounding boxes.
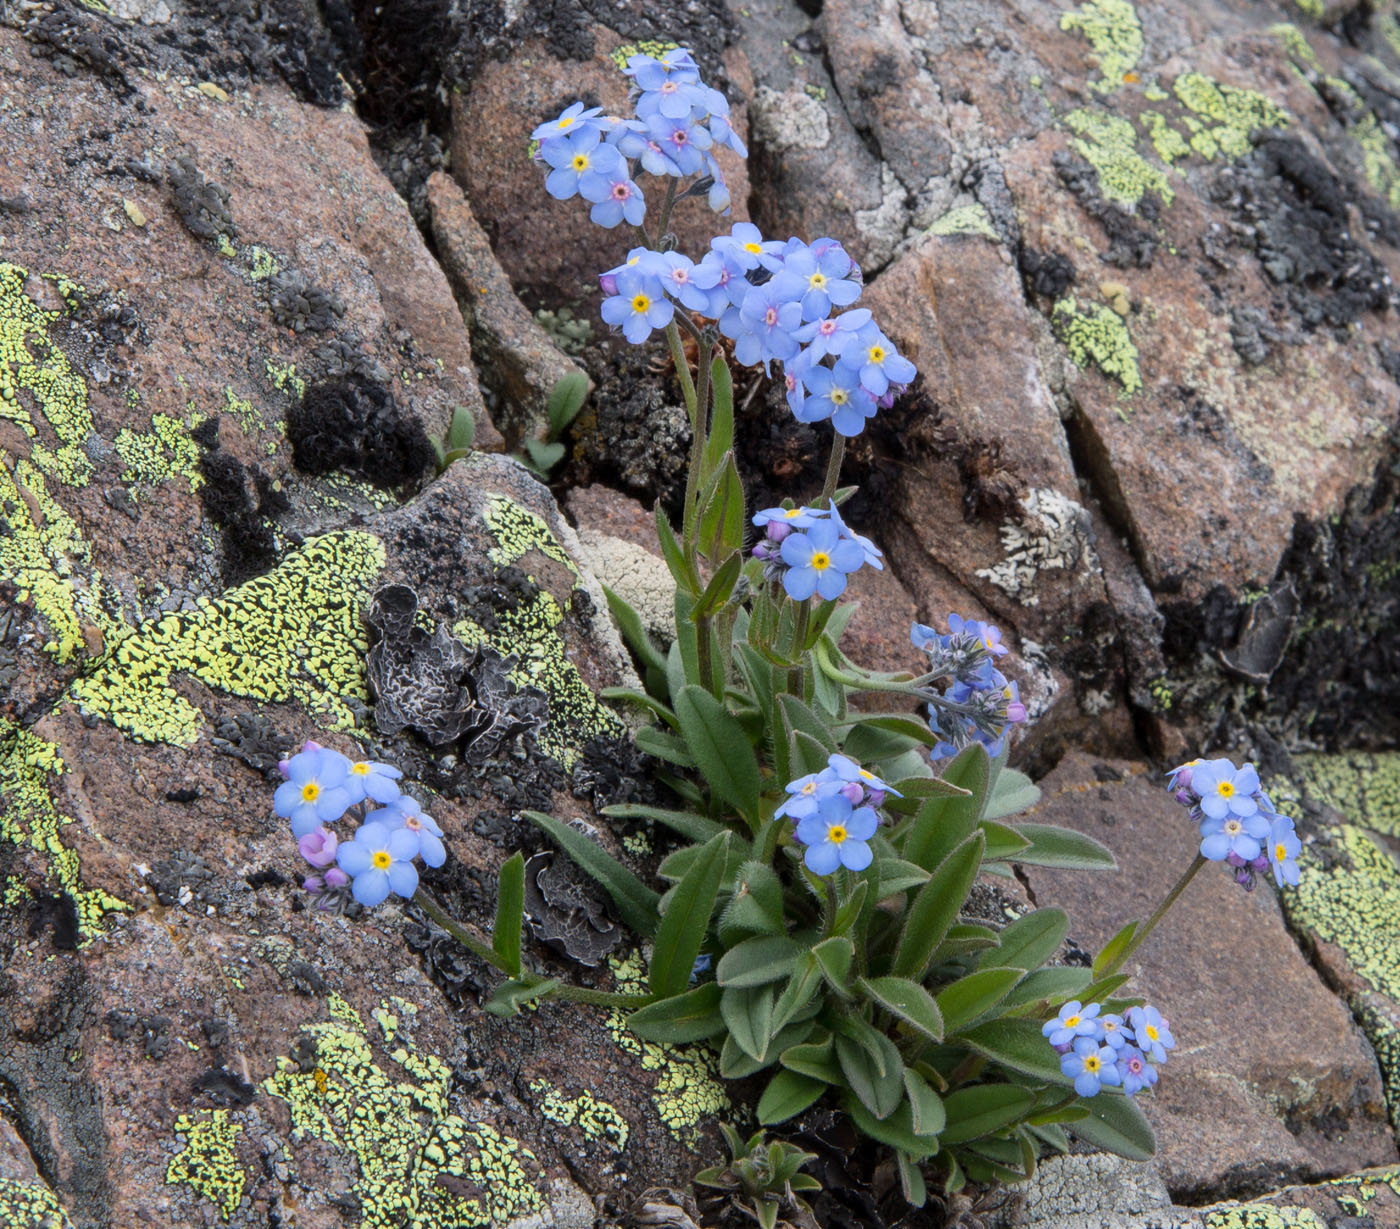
[387,861,420,899]
[839,839,873,871]
[352,868,390,906]
[804,841,842,876]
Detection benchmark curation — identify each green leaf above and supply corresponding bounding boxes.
[721,1019,814,1079]
[858,976,944,1042]
[600,584,668,675]
[717,934,801,988]
[903,1068,946,1138]
[841,1092,940,1160]
[983,766,1041,820]
[656,837,747,885]
[483,977,560,1017]
[718,861,787,945]
[812,936,855,997]
[780,1036,843,1085]
[875,858,931,898]
[691,551,743,619]
[938,1084,1036,1145]
[601,804,723,844]
[523,810,660,938]
[1092,920,1140,979]
[650,831,731,998]
[892,833,985,979]
[703,355,734,480]
[896,1151,927,1207]
[735,644,779,750]
[779,693,839,754]
[546,369,589,438]
[492,852,525,977]
[903,746,989,871]
[770,952,823,1035]
[1011,823,1117,870]
[599,686,677,726]
[937,967,1025,1034]
[1081,972,1131,1004]
[980,820,1032,861]
[722,983,778,1062]
[955,1017,1068,1084]
[757,1069,826,1125]
[788,729,831,779]
[1001,966,1092,1011]
[672,593,701,689]
[834,1022,905,1120]
[698,452,746,562]
[445,403,476,453]
[931,923,1001,964]
[981,908,1069,972]
[657,504,699,594]
[626,982,725,1043]
[1070,1091,1156,1161]
[830,879,870,937]
[523,438,566,472]
[633,725,696,769]
[674,685,762,824]
[1026,1121,1071,1154]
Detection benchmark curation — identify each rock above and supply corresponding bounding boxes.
[1018,753,1397,1200]
[427,172,590,446]
[449,32,751,301]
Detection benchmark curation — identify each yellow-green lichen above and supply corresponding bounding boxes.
[529,1079,630,1151]
[223,385,266,437]
[68,532,385,746]
[1142,110,1191,163]
[113,412,204,493]
[0,1178,74,1228]
[263,1001,545,1228]
[1052,295,1142,395]
[247,246,281,282]
[265,359,306,401]
[1172,72,1289,160]
[1205,1205,1326,1229]
[0,719,128,940]
[605,951,728,1146]
[1292,0,1326,20]
[166,1110,246,1221]
[1293,752,1400,837]
[454,496,624,768]
[927,203,999,240]
[1064,109,1173,206]
[1323,77,1400,209]
[1059,0,1143,93]
[1273,22,1320,70]
[609,40,679,71]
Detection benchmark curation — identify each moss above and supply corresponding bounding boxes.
[0,719,128,941]
[1059,0,1143,93]
[166,1110,246,1221]
[263,1000,545,1228]
[1293,752,1400,837]
[0,1177,74,1228]
[927,203,1000,240]
[1172,72,1289,160]
[454,497,624,768]
[1292,0,1325,19]
[113,412,204,493]
[68,531,385,746]
[1052,295,1142,395]
[605,951,728,1146]
[1063,109,1173,206]
[529,1079,630,1151]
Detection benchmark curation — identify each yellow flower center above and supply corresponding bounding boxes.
[801,782,817,795]
[859,769,877,781]
[631,293,651,313]
[1218,781,1235,798]
[371,851,392,871]
[827,825,847,844]
[572,153,589,171]
[868,344,887,363]
[1275,843,1287,861]
[809,272,827,289]
[743,241,763,254]
[350,762,370,776]
[301,782,320,802]
[559,116,575,130]
[1145,1024,1159,1041]
[784,508,803,519]
[1064,1014,1080,1028]
[1083,1055,1101,1073]
[810,551,831,572]
[830,388,849,406]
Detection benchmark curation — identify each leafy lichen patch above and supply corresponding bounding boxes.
[0,1177,74,1228]
[529,1080,630,1151]
[1059,0,1143,94]
[263,1000,545,1228]
[1172,72,1289,160]
[0,718,128,940]
[1204,1205,1327,1228]
[68,531,385,746]
[113,412,204,493]
[1063,109,1174,207]
[1052,296,1143,395]
[1294,752,1400,837]
[166,1110,246,1221]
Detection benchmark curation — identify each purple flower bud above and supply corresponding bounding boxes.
[1250,854,1269,871]
[766,521,793,543]
[839,781,864,806]
[1174,788,1193,806]
[325,867,349,887]
[599,272,619,296]
[301,739,323,753]
[299,826,339,868]
[278,758,291,779]
[1226,852,1246,868]
[867,789,886,809]
[1174,766,1194,792]
[752,541,773,560]
[1006,700,1028,724]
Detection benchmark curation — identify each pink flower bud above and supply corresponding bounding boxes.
[1006,701,1028,724]
[840,782,863,806]
[278,759,291,779]
[324,867,349,888]
[766,521,792,543]
[752,541,773,560]
[599,273,618,296]
[867,790,886,809]
[298,826,339,868]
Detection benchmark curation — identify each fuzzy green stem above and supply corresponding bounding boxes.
[1101,854,1208,978]
[819,434,846,508]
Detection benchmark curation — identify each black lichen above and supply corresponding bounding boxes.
[194,419,287,585]
[267,269,345,334]
[1054,151,1158,268]
[285,377,434,490]
[168,156,236,243]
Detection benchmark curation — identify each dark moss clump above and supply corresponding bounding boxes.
[267,269,344,334]
[285,376,434,490]
[193,419,287,585]
[168,156,236,243]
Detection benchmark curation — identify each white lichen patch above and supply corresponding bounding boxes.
[976,488,1093,605]
[750,87,831,152]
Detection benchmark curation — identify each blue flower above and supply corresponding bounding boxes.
[1126,1006,1174,1063]
[734,275,805,371]
[797,363,880,436]
[275,747,355,838]
[610,121,683,178]
[826,754,902,798]
[531,102,605,143]
[795,308,872,363]
[691,250,746,317]
[794,794,879,874]
[367,795,447,868]
[840,323,917,396]
[826,502,884,571]
[588,170,646,228]
[779,520,867,601]
[711,222,785,273]
[344,758,402,806]
[642,112,710,176]
[782,242,863,321]
[636,77,709,122]
[1192,759,1262,820]
[623,48,700,90]
[773,768,844,821]
[541,129,622,202]
[657,253,713,312]
[1097,1013,1133,1050]
[1042,1000,1103,1048]
[336,822,420,907]
[1061,1039,1123,1097]
[1199,809,1270,862]
[1116,1046,1158,1095]
[752,504,828,531]
[1267,815,1302,888]
[601,269,673,344]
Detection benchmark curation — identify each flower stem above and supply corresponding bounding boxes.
[1101,854,1208,978]
[819,434,846,508]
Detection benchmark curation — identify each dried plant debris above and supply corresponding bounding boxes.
[521,848,620,967]
[267,268,344,334]
[365,585,547,756]
[168,156,235,242]
[286,377,434,491]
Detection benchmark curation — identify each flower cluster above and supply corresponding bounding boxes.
[751,503,883,601]
[1043,1000,1174,1097]
[777,754,901,874]
[910,615,1028,761]
[532,48,745,228]
[1167,758,1301,890]
[274,741,447,908]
